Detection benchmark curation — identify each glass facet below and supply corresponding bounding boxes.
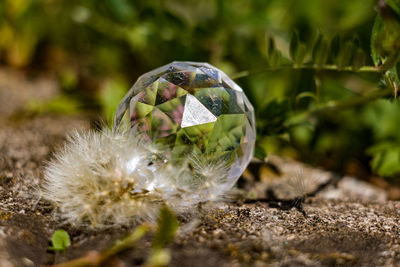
[114,61,256,184]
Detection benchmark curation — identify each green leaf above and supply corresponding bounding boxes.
[295,44,307,65]
[49,230,71,252]
[367,142,400,177]
[270,50,282,67]
[267,36,276,59]
[312,34,330,66]
[352,48,367,70]
[329,35,341,62]
[105,0,135,22]
[289,31,299,62]
[383,63,400,96]
[386,0,400,17]
[254,145,267,160]
[290,31,306,65]
[371,15,385,66]
[266,37,281,67]
[371,2,400,71]
[257,100,290,136]
[336,41,353,68]
[289,123,314,147]
[152,206,179,250]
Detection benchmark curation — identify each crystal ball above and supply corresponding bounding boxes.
[114,61,255,182]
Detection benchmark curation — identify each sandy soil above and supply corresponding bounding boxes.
[0,69,399,267]
[0,115,398,267]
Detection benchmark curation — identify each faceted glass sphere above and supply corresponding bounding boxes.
[114,61,256,182]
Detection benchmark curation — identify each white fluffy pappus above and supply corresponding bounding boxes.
[42,127,233,229]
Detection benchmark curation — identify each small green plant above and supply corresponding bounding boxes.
[146,206,179,267]
[44,207,178,267]
[152,206,179,250]
[48,230,71,252]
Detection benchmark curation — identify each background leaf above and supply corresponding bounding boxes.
[371,15,384,66]
[368,142,400,176]
[312,33,330,66]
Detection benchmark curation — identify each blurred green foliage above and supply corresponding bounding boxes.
[1,0,400,181]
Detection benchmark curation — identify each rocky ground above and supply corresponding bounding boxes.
[0,69,399,267]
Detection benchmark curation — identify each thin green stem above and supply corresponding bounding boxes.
[285,88,393,127]
[309,88,392,116]
[232,64,380,79]
[45,224,150,267]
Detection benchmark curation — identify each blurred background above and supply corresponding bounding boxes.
[1,0,399,196]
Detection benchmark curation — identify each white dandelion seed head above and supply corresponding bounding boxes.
[42,127,236,229]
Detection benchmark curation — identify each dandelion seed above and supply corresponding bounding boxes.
[43,127,237,228]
